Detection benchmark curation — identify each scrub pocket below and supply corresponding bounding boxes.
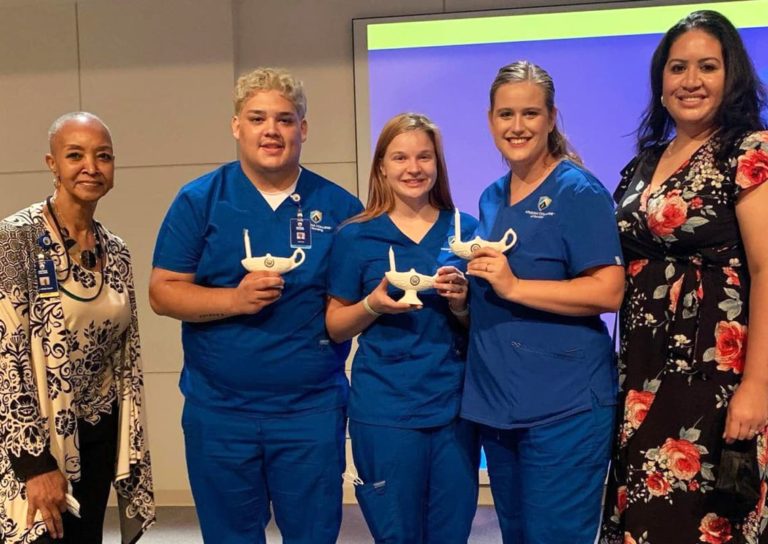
[355,478,400,543]
[507,340,590,423]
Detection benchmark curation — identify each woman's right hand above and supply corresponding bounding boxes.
[367,277,418,314]
[326,278,416,342]
[26,469,68,539]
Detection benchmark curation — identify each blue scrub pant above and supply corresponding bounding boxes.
[182,402,345,544]
[480,399,614,544]
[349,418,479,544]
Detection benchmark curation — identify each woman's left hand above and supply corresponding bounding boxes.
[724,378,768,443]
[434,266,469,311]
[466,247,518,301]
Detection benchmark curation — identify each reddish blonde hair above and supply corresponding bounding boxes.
[349,113,454,224]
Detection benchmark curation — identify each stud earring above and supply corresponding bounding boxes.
[660,96,666,108]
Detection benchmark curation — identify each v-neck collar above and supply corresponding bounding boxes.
[505,160,565,209]
[235,163,308,214]
[381,208,451,246]
[644,136,715,197]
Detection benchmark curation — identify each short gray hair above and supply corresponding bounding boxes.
[48,112,112,151]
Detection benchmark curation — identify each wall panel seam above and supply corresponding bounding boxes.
[75,2,82,109]
[0,163,231,175]
[302,161,357,166]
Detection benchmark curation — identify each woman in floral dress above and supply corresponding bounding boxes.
[601,10,768,544]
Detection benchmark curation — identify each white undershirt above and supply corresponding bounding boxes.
[257,167,301,211]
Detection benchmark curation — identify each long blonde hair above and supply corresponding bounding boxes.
[349,113,454,224]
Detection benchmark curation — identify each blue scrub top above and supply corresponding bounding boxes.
[153,162,363,415]
[328,209,479,428]
[461,160,623,429]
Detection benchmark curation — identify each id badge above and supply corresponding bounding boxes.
[290,218,312,249]
[35,256,60,298]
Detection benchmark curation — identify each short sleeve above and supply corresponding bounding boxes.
[733,131,768,198]
[614,154,643,204]
[327,224,364,302]
[561,180,624,276]
[343,195,364,222]
[152,188,206,273]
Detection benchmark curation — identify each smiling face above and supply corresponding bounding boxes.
[379,129,438,209]
[231,89,307,187]
[662,29,725,135]
[489,81,556,173]
[46,116,114,205]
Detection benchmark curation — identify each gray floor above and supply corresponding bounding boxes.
[104,505,502,543]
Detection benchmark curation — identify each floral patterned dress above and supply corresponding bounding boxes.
[601,131,768,544]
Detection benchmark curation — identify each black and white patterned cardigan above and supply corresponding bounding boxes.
[0,202,155,544]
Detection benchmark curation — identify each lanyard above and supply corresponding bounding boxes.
[288,193,312,249]
[289,192,303,219]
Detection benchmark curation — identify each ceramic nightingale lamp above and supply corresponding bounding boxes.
[449,208,517,259]
[241,229,305,273]
[384,246,437,306]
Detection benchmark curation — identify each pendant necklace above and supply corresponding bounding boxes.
[45,196,106,302]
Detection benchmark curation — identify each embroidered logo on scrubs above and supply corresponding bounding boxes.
[309,209,333,233]
[526,196,556,219]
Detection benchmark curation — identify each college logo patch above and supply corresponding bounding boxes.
[310,210,323,224]
[537,196,552,211]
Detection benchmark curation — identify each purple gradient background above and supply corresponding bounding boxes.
[366,29,767,469]
[368,28,768,216]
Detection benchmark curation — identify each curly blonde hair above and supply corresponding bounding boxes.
[234,67,307,118]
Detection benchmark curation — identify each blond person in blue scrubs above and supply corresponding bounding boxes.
[150,68,362,544]
[461,61,625,543]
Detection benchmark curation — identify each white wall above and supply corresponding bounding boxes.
[0,0,630,505]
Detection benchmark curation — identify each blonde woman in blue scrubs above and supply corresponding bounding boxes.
[461,61,625,543]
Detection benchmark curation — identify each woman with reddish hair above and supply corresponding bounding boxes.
[326,113,479,543]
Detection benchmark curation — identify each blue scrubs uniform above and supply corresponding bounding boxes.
[153,162,362,544]
[329,210,480,544]
[461,160,623,543]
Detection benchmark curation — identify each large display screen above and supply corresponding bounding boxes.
[353,0,768,474]
[353,0,768,213]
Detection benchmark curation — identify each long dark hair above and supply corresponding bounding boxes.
[637,10,766,157]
